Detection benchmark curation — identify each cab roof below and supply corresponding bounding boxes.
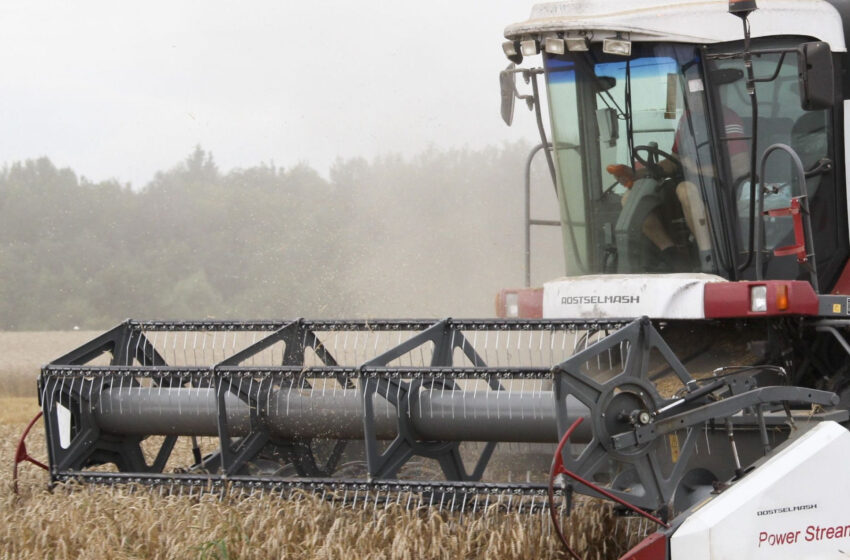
[505,0,847,52]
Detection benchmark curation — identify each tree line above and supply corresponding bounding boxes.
[0,143,560,330]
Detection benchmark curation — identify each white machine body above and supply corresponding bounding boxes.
[542,274,725,319]
[670,421,850,559]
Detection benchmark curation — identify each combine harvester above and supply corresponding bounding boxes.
[16,0,850,557]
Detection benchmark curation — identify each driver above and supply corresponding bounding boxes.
[607,106,748,270]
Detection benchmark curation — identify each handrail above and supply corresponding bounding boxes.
[755,143,819,292]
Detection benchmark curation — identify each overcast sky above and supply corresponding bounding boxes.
[0,2,541,187]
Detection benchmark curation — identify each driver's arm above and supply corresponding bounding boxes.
[609,157,679,186]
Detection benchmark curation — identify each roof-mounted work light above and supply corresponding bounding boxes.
[602,33,631,56]
[520,39,540,56]
[544,36,565,55]
[565,36,590,52]
[502,41,523,64]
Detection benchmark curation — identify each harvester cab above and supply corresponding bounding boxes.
[495,0,850,557]
[498,0,850,323]
[18,1,850,559]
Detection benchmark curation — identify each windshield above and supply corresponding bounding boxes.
[544,43,725,276]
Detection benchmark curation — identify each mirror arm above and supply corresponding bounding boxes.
[751,52,787,83]
[805,157,833,178]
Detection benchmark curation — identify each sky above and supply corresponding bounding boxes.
[0,1,541,187]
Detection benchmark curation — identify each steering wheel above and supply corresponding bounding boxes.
[633,145,682,180]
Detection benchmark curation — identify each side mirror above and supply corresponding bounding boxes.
[500,64,518,126]
[798,41,834,111]
[595,76,616,93]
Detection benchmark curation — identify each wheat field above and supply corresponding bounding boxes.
[0,331,639,559]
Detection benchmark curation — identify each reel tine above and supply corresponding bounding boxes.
[118,374,126,417]
[286,376,294,416]
[438,379,445,419]
[488,373,494,420]
[52,375,64,421]
[515,329,522,367]
[134,334,143,367]
[505,330,512,366]
[537,329,544,367]
[506,377,512,420]
[493,331,500,367]
[192,331,198,366]
[408,381,419,418]
[201,331,208,365]
[482,330,490,367]
[384,377,391,419]
[266,374,274,417]
[417,378,424,420]
[390,378,400,418]
[180,331,187,367]
[66,375,77,421]
[374,488,382,511]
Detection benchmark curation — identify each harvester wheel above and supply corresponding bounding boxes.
[13,412,48,494]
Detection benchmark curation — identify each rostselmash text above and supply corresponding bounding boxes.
[561,295,640,305]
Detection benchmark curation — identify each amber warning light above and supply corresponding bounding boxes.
[776,284,789,311]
